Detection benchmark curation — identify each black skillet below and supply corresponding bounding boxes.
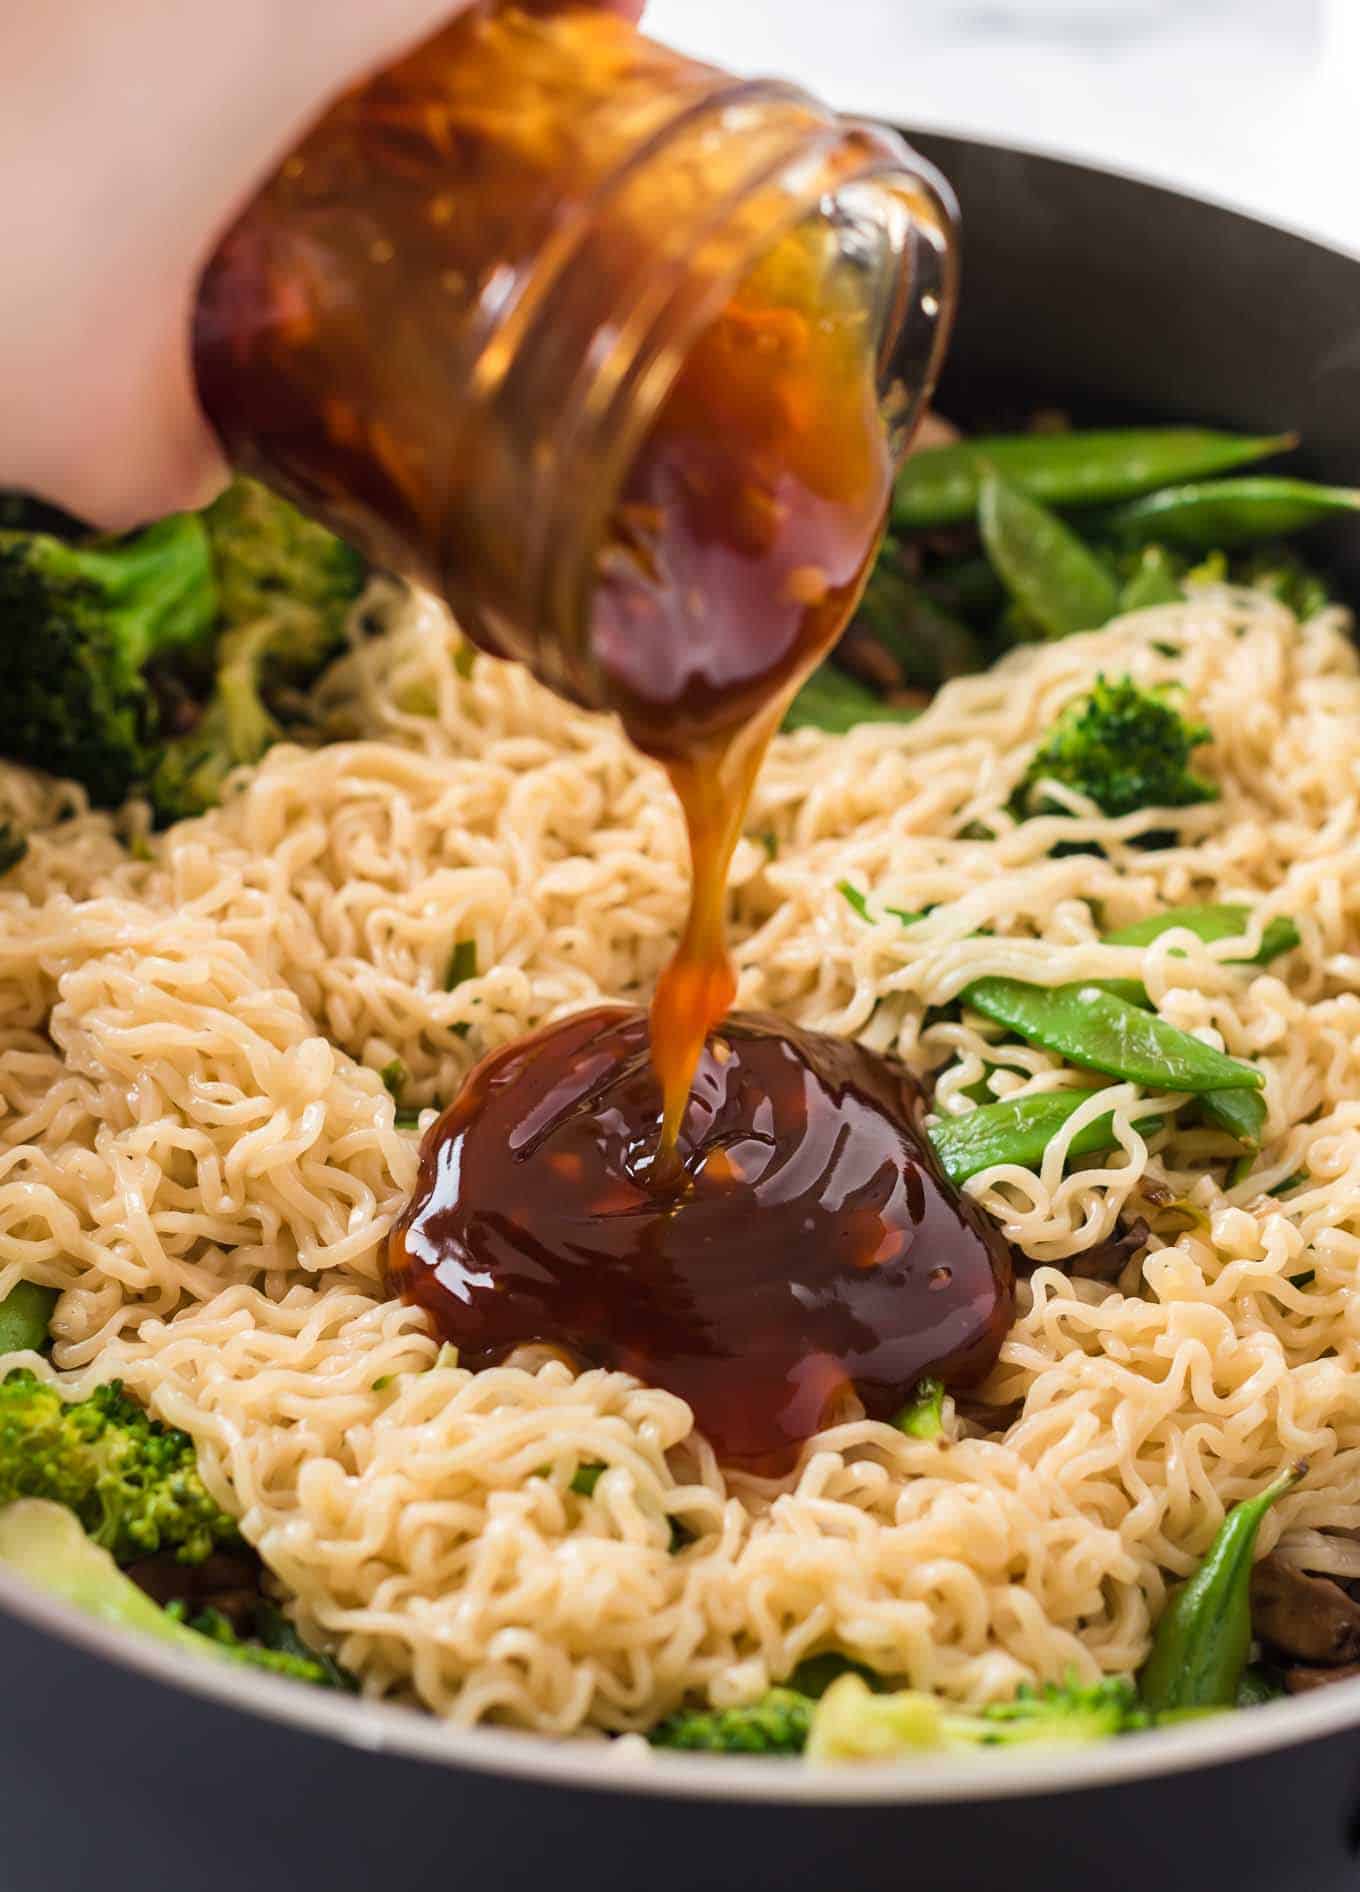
[3,132,1359,1892]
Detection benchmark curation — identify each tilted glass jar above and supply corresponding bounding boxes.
[193,3,958,760]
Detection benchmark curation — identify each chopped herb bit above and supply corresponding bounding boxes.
[669,1517,697,1554]
[759,830,779,860]
[838,880,873,923]
[395,1107,424,1131]
[453,639,476,679]
[1270,1171,1308,1197]
[1288,1270,1315,1290]
[570,1463,604,1498]
[380,1057,408,1099]
[838,881,925,929]
[446,938,478,991]
[893,1377,945,1440]
[371,1375,393,1392]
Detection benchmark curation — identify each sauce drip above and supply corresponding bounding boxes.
[593,239,894,1152]
[389,1007,1014,1473]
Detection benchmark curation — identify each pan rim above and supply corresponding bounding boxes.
[892,116,1360,269]
[7,128,1360,1806]
[3,1553,1360,1801]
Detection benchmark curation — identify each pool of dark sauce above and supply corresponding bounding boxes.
[390,250,1017,1474]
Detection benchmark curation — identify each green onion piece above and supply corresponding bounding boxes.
[446,939,478,991]
[892,1378,945,1440]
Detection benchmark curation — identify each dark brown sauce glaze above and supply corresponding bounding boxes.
[389,1006,1015,1473]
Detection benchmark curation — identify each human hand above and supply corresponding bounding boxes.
[1,0,643,531]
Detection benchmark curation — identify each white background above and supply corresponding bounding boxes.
[645,0,1360,258]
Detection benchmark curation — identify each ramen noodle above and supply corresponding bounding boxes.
[1,579,1358,1731]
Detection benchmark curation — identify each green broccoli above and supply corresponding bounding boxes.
[806,1673,1148,1763]
[169,1600,356,1691]
[0,515,218,805]
[150,480,367,822]
[0,1369,241,1566]
[202,477,366,663]
[0,1499,348,1690]
[1012,674,1218,822]
[649,1688,814,1754]
[0,480,365,821]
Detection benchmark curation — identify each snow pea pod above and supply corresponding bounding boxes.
[1102,478,1360,550]
[1200,1086,1267,1148]
[1118,545,1184,612]
[1101,908,1288,1137]
[892,429,1293,530]
[1140,1463,1305,1712]
[963,976,1263,1093]
[782,665,915,734]
[929,1088,1160,1186]
[0,1280,56,1355]
[920,555,1005,623]
[1098,904,1300,1005]
[978,474,1119,640]
[1103,904,1299,960]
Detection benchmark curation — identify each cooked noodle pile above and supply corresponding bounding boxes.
[3,580,1360,1731]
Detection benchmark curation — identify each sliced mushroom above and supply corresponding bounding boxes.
[1283,1662,1360,1695]
[1070,1218,1151,1282]
[1251,1553,1360,1665]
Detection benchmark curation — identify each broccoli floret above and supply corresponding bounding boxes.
[0,515,218,805]
[807,1673,1147,1763]
[149,481,366,822]
[649,1688,813,1754]
[0,1369,240,1566]
[0,1499,348,1690]
[1012,674,1218,822]
[203,478,366,666]
[0,479,364,821]
[169,1601,356,1691]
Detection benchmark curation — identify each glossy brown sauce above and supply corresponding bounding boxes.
[193,2,1005,1466]
[389,1008,1014,1472]
[594,257,893,1147]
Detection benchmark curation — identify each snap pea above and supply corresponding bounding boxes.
[1199,1086,1267,1148]
[1099,908,1287,1144]
[1101,478,1360,550]
[0,1280,57,1355]
[1098,904,1300,1006]
[1103,904,1299,962]
[783,665,915,734]
[978,473,1119,640]
[1139,1462,1305,1712]
[892,429,1293,530]
[929,1088,1161,1186]
[892,1377,946,1440]
[920,555,1005,624]
[963,976,1263,1094]
[1118,545,1184,613]
[854,565,983,687]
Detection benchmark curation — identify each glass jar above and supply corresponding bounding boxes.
[193,3,957,761]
